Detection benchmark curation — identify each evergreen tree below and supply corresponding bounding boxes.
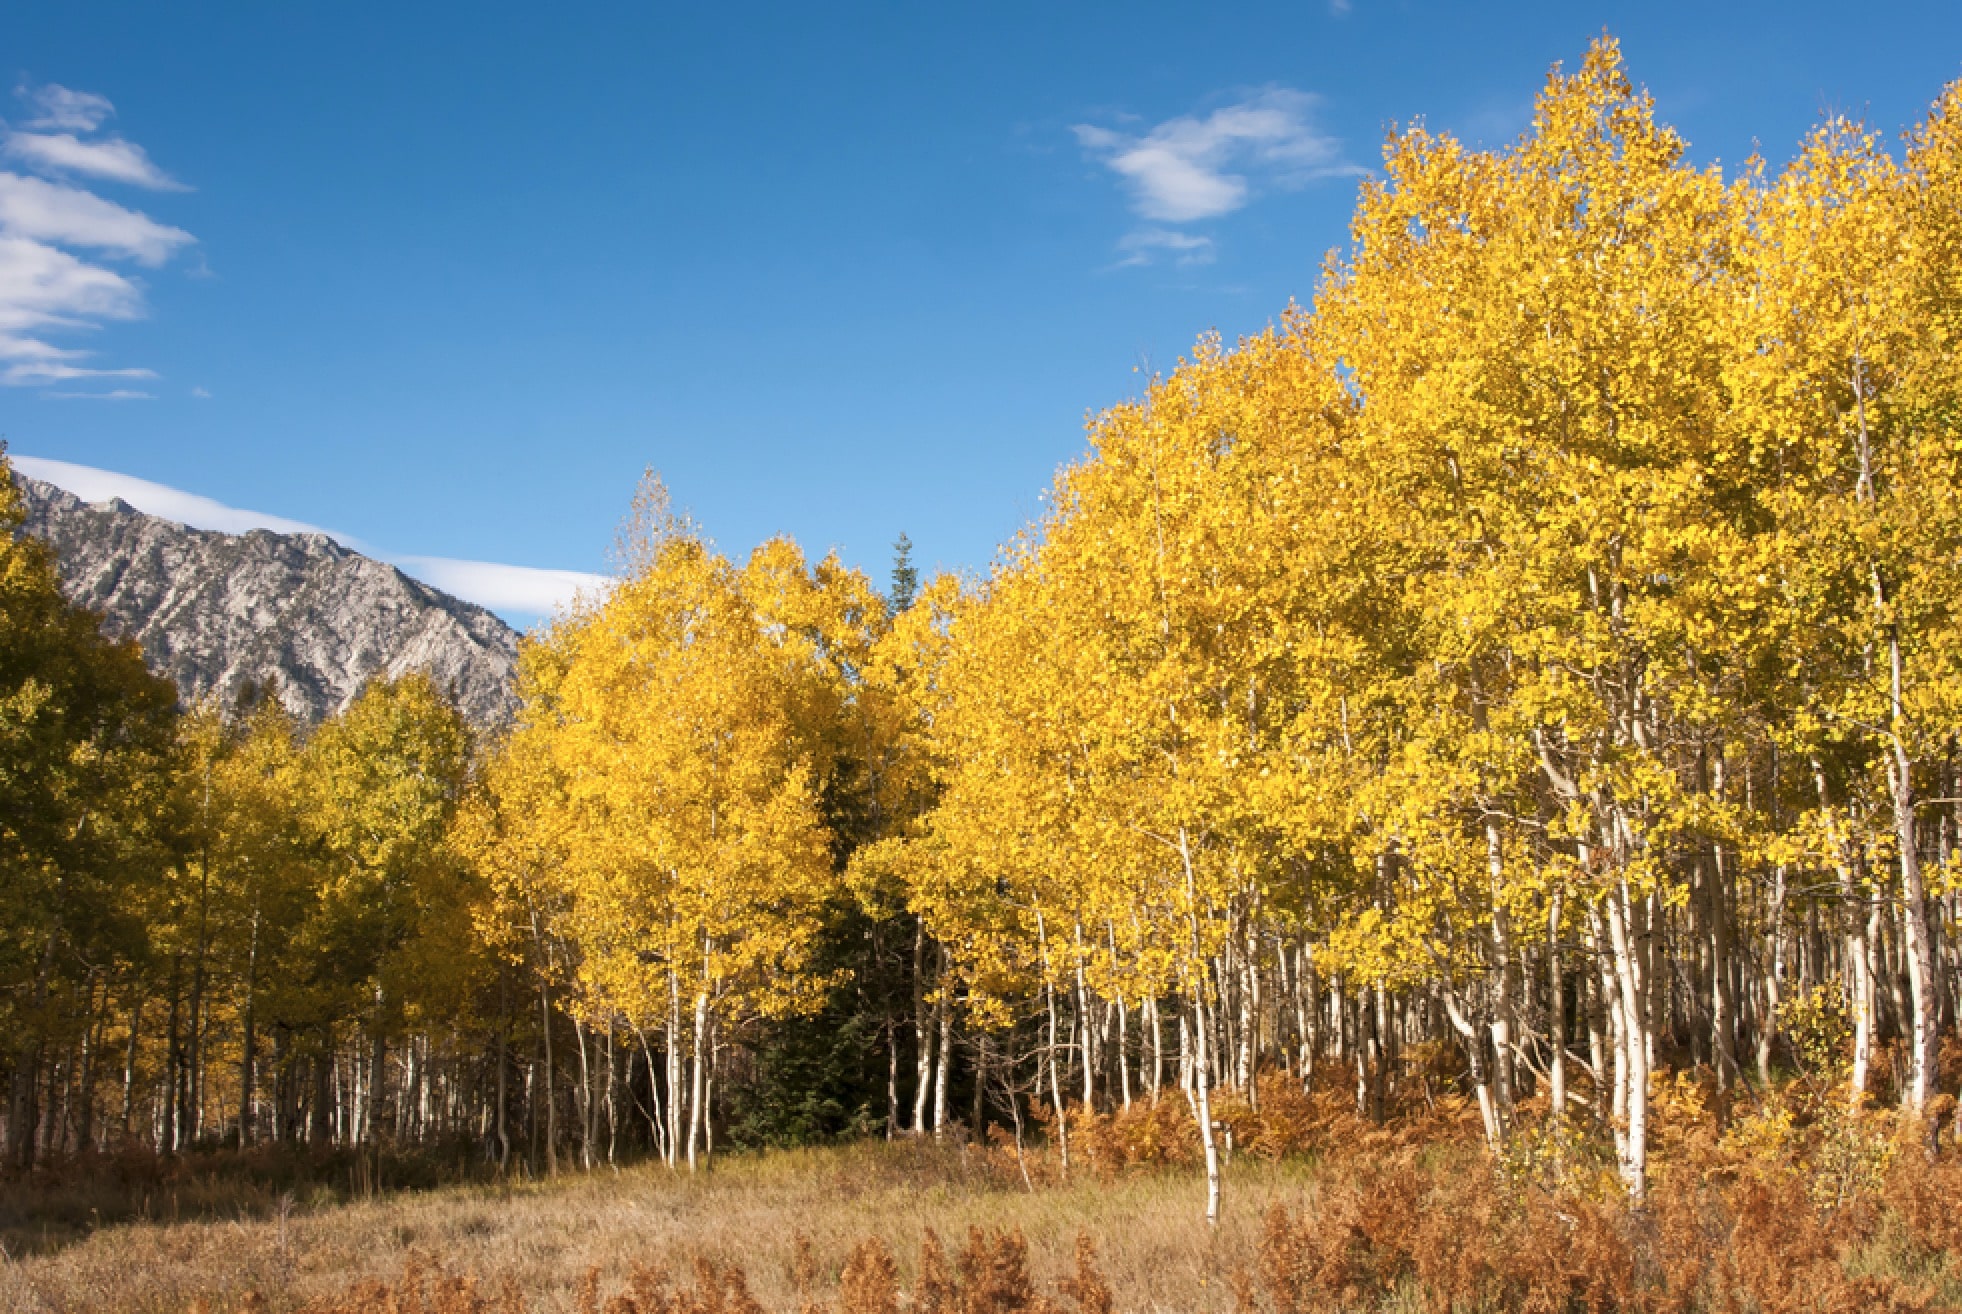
[889,533,919,614]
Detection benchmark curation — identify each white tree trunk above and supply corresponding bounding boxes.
[1604,883,1650,1200]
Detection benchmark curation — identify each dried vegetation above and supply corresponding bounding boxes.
[5,1077,1962,1314]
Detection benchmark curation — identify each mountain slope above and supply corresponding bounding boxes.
[15,476,521,726]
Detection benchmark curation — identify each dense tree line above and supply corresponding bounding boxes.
[5,43,1962,1221]
[0,454,485,1170]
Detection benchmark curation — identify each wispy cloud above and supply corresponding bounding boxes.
[42,387,155,400]
[0,235,143,330]
[1075,87,1359,264]
[6,132,187,191]
[6,361,157,386]
[12,456,340,537]
[19,85,114,134]
[0,172,194,263]
[11,455,611,621]
[8,83,183,189]
[396,556,612,618]
[0,82,193,395]
[1077,89,1354,223]
[1115,228,1216,268]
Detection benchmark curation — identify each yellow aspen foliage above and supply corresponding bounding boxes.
[297,675,477,1058]
[470,477,863,1164]
[27,44,1962,1225]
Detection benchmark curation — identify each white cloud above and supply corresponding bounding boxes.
[11,455,343,538]
[190,385,211,398]
[1329,0,1353,15]
[1115,228,1216,268]
[6,132,187,191]
[0,172,194,264]
[5,361,156,385]
[1076,123,1245,223]
[1077,89,1355,224]
[19,84,114,134]
[0,84,192,388]
[0,332,83,361]
[0,236,143,331]
[395,556,610,618]
[10,455,610,620]
[1075,88,1360,264]
[42,388,154,400]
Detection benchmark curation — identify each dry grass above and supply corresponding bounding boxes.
[0,1142,488,1260]
[8,1080,1962,1314]
[0,1141,1308,1314]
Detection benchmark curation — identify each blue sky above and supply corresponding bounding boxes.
[5,2,1960,624]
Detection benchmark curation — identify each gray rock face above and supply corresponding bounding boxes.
[16,477,520,726]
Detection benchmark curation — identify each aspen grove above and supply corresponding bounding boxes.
[6,41,1962,1219]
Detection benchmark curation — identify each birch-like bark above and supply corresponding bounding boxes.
[527,903,559,1175]
[1485,821,1517,1127]
[1179,826,1222,1227]
[1147,995,1164,1103]
[932,988,953,1138]
[1890,665,1939,1112]
[1036,912,1069,1171]
[666,968,683,1167]
[630,1022,667,1162]
[1854,887,1878,1102]
[1289,944,1311,1090]
[687,985,708,1172]
[1116,998,1133,1111]
[1710,843,1740,1090]
[572,1015,595,1171]
[912,923,933,1136]
[1758,866,1787,1087]
[1604,879,1650,1199]
[121,997,142,1139]
[1441,986,1502,1152]
[1242,917,1262,1109]
[1549,888,1567,1134]
[886,1020,899,1139]
[1586,907,1626,1157]
[1853,355,1938,1112]
[1074,920,1095,1111]
[604,1021,620,1165]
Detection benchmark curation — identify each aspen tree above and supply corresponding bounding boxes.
[477,483,840,1168]
[1318,38,1739,1196]
[0,451,179,1169]
[1732,108,1962,1113]
[299,674,471,1144]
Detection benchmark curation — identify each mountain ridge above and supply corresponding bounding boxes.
[15,476,521,726]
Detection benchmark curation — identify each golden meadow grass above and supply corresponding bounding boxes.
[1,1141,1301,1314]
[7,1098,1962,1314]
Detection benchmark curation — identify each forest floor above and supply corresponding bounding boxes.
[0,1140,1310,1314]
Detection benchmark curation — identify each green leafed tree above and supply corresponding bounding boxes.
[0,449,180,1169]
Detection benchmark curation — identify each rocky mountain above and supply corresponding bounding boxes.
[15,477,521,727]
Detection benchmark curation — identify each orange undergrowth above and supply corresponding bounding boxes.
[214,1069,1962,1313]
[269,1229,1117,1314]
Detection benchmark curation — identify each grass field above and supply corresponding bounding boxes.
[0,1142,1311,1314]
[6,1102,1962,1314]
